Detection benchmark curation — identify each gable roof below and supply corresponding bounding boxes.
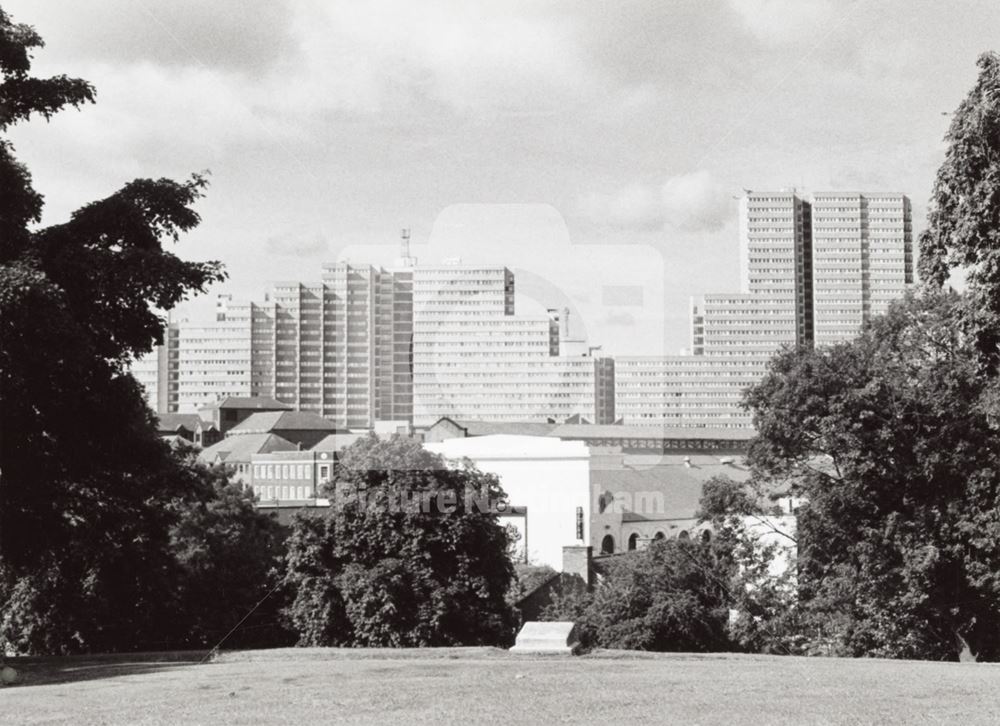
[210,396,293,411]
[155,413,202,433]
[228,411,339,435]
[311,433,367,452]
[198,433,297,464]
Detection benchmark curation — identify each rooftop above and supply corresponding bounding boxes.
[155,413,203,433]
[199,433,298,464]
[311,433,368,452]
[205,396,294,412]
[228,411,339,435]
[549,424,756,442]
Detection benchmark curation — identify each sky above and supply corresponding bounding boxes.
[5,0,998,355]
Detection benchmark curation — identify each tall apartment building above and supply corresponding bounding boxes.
[133,251,613,428]
[132,313,253,414]
[411,263,614,426]
[135,260,414,426]
[616,190,911,429]
[738,191,813,348]
[810,192,912,344]
[130,319,179,413]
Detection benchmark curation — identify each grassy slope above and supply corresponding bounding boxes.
[6,649,1000,725]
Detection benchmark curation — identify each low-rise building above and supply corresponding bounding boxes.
[226,410,339,449]
[198,432,298,483]
[424,434,591,570]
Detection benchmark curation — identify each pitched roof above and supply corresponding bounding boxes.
[228,411,339,435]
[311,433,367,452]
[155,413,202,433]
[210,396,293,411]
[198,433,297,464]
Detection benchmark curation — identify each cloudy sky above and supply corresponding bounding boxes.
[6,0,998,354]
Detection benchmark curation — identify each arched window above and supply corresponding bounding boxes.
[653,531,666,541]
[678,530,690,540]
[701,530,712,543]
[601,535,615,554]
[628,533,639,551]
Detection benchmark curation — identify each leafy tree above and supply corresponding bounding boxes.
[167,446,292,650]
[745,290,1000,660]
[696,475,802,655]
[282,434,516,647]
[544,538,732,652]
[919,51,1000,373]
[0,7,284,654]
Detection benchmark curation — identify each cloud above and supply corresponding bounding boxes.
[10,0,297,75]
[257,0,590,119]
[727,0,836,44]
[265,232,329,257]
[579,171,731,233]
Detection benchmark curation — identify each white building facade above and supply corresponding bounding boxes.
[425,434,591,570]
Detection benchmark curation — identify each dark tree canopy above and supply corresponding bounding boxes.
[745,290,1000,660]
[283,435,516,647]
[919,51,1000,372]
[0,7,282,655]
[543,538,733,653]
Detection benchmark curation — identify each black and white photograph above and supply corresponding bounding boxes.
[2,0,1000,723]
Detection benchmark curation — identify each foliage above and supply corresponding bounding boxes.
[506,563,558,607]
[745,290,1000,660]
[919,51,1000,373]
[0,7,285,655]
[282,435,516,647]
[696,475,802,655]
[544,539,733,652]
[167,446,292,650]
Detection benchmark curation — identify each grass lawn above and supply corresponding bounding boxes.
[5,647,1000,725]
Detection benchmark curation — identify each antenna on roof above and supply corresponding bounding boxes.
[397,228,416,268]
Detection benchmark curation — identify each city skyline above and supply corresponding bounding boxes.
[5,0,995,354]
[135,189,912,428]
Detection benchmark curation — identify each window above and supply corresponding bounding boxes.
[601,535,615,555]
[678,530,690,541]
[628,533,639,551]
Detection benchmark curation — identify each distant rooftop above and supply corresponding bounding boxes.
[449,419,559,438]
[228,410,339,435]
[549,424,755,442]
[311,432,368,452]
[155,413,203,432]
[199,432,297,463]
[204,396,293,411]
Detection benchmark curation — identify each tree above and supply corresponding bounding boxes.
[167,446,292,650]
[0,7,287,654]
[696,475,802,655]
[544,538,733,652]
[919,51,1000,373]
[745,290,1000,660]
[283,435,516,647]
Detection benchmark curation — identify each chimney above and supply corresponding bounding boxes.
[560,306,571,340]
[562,545,592,586]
